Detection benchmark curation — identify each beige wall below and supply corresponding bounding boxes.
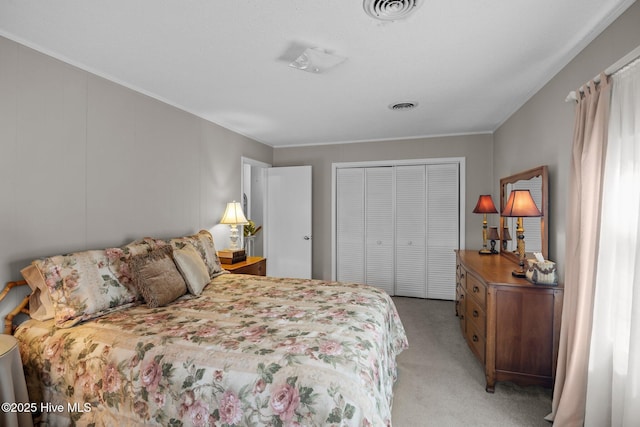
[0,37,272,316]
[1,0,638,307]
[494,1,640,277]
[276,1,640,281]
[274,134,494,279]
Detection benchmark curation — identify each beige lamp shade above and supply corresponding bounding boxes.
[501,190,542,217]
[220,201,249,225]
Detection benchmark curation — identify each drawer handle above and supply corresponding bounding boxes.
[473,310,479,318]
[460,315,464,320]
[460,294,464,300]
[472,334,479,342]
[473,286,479,293]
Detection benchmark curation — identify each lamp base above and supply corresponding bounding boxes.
[512,269,527,278]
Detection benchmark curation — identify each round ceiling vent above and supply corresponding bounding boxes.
[389,102,418,111]
[364,0,420,21]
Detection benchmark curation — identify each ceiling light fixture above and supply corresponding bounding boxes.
[364,0,421,21]
[288,47,346,74]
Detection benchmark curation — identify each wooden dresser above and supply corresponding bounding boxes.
[455,250,563,392]
[221,257,266,276]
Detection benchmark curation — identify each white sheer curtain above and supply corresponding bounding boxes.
[585,58,640,426]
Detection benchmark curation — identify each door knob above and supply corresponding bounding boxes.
[303,235,312,240]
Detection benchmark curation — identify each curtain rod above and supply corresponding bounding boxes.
[565,44,640,102]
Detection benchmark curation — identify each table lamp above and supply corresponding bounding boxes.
[220,201,249,251]
[472,195,498,255]
[487,227,500,254]
[501,190,542,276]
[501,226,512,252]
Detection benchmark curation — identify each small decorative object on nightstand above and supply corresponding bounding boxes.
[221,257,266,276]
[243,220,262,257]
[217,249,246,264]
[0,334,34,427]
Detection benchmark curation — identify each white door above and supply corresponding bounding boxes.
[333,160,463,300]
[426,163,460,300]
[395,165,427,298]
[364,167,395,295]
[266,166,312,278]
[335,168,365,283]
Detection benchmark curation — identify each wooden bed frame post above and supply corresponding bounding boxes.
[0,280,30,335]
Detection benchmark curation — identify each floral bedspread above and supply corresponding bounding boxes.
[15,274,408,426]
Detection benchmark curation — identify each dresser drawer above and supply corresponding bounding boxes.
[456,284,466,333]
[456,263,467,289]
[466,273,487,306]
[466,321,486,364]
[465,295,486,337]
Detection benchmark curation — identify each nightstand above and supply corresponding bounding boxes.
[221,257,266,276]
[0,334,34,427]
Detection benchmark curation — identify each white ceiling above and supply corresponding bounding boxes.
[0,0,635,147]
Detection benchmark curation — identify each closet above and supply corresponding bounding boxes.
[334,160,461,299]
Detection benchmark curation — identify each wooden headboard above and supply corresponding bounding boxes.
[0,280,30,335]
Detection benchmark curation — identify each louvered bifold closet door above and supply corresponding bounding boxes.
[365,167,395,295]
[426,163,460,300]
[395,165,427,298]
[336,168,365,283]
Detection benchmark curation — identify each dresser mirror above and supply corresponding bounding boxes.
[499,165,548,264]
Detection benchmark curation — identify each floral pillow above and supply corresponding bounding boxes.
[105,238,164,299]
[166,230,224,279]
[34,249,140,328]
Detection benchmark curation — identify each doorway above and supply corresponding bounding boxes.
[241,157,270,257]
[241,158,313,278]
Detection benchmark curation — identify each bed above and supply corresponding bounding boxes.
[2,231,408,426]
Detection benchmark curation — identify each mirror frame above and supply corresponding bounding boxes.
[499,165,548,265]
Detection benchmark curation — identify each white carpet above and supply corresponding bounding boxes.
[391,297,552,427]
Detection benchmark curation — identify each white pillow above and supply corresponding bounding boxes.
[173,244,210,295]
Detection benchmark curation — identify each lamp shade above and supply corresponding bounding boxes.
[502,227,512,241]
[501,190,542,217]
[472,195,498,214]
[487,227,500,240]
[220,201,249,225]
